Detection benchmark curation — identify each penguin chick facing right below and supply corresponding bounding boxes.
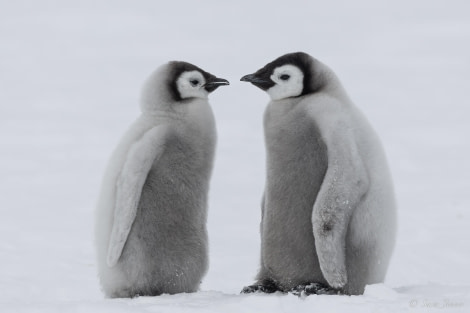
[95,61,229,298]
[240,52,396,295]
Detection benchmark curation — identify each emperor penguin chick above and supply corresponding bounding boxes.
[240,52,396,295]
[95,61,229,298]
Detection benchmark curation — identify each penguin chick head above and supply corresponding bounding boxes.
[240,52,325,101]
[169,61,230,100]
[140,61,229,113]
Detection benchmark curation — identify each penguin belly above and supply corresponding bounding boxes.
[262,108,328,289]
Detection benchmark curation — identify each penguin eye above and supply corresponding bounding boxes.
[190,79,200,87]
[280,74,290,81]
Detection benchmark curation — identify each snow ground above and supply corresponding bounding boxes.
[0,0,469,312]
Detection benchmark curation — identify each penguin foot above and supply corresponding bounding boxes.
[241,279,279,294]
[290,282,342,296]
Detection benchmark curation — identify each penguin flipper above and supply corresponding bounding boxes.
[311,121,369,289]
[106,126,168,267]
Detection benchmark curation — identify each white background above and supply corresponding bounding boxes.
[1,0,469,312]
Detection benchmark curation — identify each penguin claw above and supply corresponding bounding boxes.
[241,281,279,294]
[289,283,342,296]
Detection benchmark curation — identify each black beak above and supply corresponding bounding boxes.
[241,74,266,83]
[204,77,230,92]
[240,73,274,91]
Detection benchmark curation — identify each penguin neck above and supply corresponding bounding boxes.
[268,96,303,113]
[140,97,211,123]
[315,62,352,102]
[326,77,353,103]
[140,85,180,117]
[139,65,175,114]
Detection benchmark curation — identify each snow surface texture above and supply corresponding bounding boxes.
[1,0,469,312]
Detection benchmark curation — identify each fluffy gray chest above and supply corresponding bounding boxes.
[152,130,213,191]
[136,125,215,229]
[263,105,327,231]
[260,105,328,284]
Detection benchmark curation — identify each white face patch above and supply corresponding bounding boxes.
[267,64,304,100]
[176,71,208,99]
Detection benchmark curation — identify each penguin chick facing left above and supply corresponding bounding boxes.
[95,61,229,298]
[240,52,396,296]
